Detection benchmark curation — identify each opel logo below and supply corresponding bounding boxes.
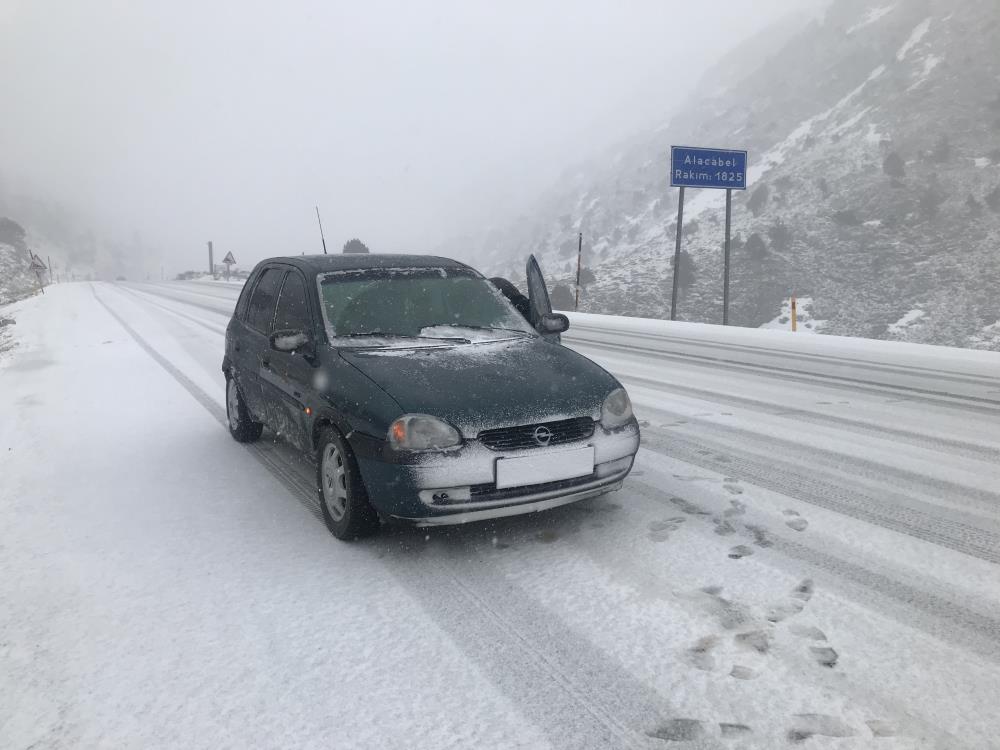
[533,425,553,446]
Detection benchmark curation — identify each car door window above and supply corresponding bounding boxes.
[273,272,311,333]
[246,268,284,334]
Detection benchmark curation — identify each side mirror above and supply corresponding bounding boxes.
[538,313,570,335]
[270,329,312,354]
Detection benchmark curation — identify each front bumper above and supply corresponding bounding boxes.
[352,419,640,521]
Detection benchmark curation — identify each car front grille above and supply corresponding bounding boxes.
[469,472,599,501]
[477,416,595,451]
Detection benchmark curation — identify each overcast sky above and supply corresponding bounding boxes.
[0,0,806,274]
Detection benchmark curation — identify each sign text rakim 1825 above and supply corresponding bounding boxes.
[670,146,748,191]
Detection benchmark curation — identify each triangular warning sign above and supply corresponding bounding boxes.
[29,256,47,271]
[222,251,236,265]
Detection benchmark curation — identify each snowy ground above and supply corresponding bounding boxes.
[2,281,1000,749]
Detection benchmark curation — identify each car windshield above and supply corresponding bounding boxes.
[318,267,535,346]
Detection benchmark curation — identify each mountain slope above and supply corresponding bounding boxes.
[451,0,1000,350]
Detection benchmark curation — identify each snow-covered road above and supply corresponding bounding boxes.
[2,281,999,749]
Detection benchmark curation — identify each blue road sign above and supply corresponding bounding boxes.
[670,146,748,191]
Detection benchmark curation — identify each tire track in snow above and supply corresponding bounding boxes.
[617,371,1000,464]
[570,337,1000,414]
[94,284,686,750]
[568,323,1000,389]
[643,408,1000,519]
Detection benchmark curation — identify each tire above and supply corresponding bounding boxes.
[316,426,380,540]
[226,376,263,443]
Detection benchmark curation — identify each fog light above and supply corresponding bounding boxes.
[419,487,472,506]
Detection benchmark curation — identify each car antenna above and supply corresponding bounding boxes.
[315,205,328,254]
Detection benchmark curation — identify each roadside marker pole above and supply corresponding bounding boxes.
[574,232,583,311]
[208,241,214,275]
[669,187,686,321]
[791,296,798,332]
[723,189,732,326]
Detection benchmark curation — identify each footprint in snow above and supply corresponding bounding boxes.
[728,545,754,559]
[810,646,839,668]
[767,579,814,623]
[789,624,827,641]
[698,587,753,630]
[686,635,718,671]
[729,664,758,680]
[723,499,747,518]
[647,719,705,742]
[745,524,774,548]
[713,518,737,536]
[723,483,744,496]
[866,719,896,737]
[787,714,855,742]
[734,629,772,654]
[719,723,752,738]
[669,496,711,515]
[648,517,686,542]
[787,518,810,531]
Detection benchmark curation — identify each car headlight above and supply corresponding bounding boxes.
[388,414,462,451]
[600,388,633,428]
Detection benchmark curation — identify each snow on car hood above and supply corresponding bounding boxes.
[338,337,619,436]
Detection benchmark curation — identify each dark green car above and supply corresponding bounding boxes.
[222,253,640,539]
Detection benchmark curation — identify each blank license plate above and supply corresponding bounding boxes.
[495,446,595,490]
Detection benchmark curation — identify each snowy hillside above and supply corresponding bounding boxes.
[446,0,1000,350]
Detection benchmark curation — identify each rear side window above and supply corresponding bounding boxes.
[273,272,311,333]
[246,268,284,334]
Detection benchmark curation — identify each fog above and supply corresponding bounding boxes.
[1,0,805,275]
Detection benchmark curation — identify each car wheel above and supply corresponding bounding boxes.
[316,426,380,540]
[226,376,263,443]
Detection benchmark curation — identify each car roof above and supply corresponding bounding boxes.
[258,254,476,276]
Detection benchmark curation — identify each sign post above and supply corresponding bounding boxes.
[574,232,583,311]
[208,241,214,276]
[669,146,747,324]
[29,255,47,294]
[222,251,236,281]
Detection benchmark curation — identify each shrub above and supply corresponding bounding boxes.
[342,238,370,254]
[747,184,770,217]
[883,151,905,178]
[767,220,793,252]
[745,233,767,260]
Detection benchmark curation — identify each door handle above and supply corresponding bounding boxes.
[262,357,270,369]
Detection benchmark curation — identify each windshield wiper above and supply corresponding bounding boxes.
[422,323,532,337]
[337,331,471,344]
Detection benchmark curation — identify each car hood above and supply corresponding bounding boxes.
[338,337,619,436]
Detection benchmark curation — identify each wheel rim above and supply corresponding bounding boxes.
[227,379,240,429]
[321,443,349,521]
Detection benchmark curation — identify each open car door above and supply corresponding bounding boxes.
[525,254,560,343]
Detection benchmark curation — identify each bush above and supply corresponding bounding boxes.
[883,151,905,178]
[682,220,699,237]
[931,134,951,163]
[767,220,793,252]
[747,184,770,217]
[745,233,767,260]
[986,185,1000,212]
[342,238,370,254]
[672,250,697,289]
[578,267,596,286]
[550,284,575,310]
[817,177,831,198]
[0,217,27,254]
[967,194,983,214]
